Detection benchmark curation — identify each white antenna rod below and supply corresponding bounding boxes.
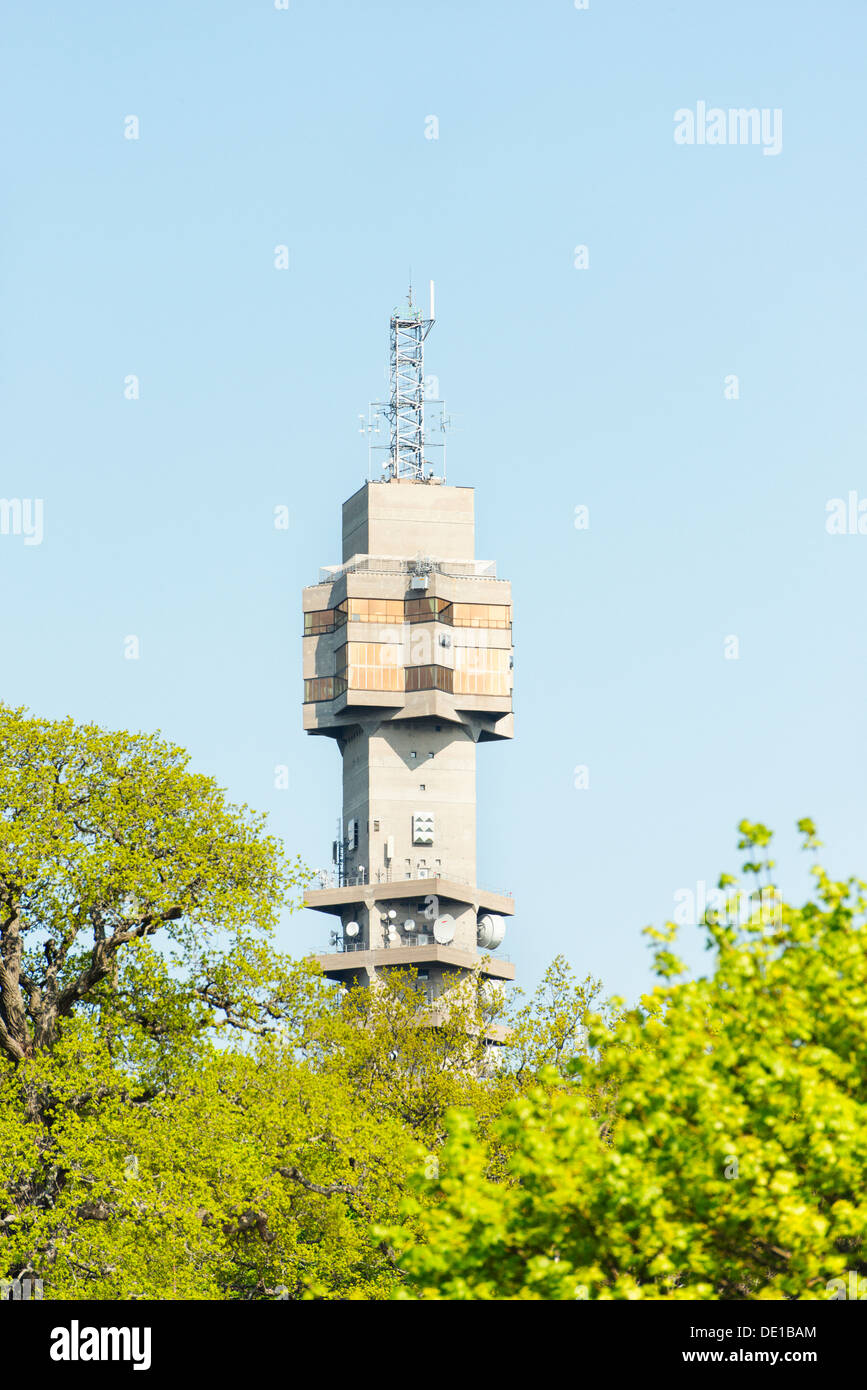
[429,279,435,322]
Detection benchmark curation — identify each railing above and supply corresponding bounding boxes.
[326,937,432,954]
[373,866,469,887]
[317,555,498,585]
[312,868,367,889]
[311,866,513,899]
[326,935,511,961]
[386,936,512,962]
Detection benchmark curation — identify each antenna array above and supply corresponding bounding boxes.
[365,281,448,482]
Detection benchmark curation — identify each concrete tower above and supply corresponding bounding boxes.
[302,288,515,1004]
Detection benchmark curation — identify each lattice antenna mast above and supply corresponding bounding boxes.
[365,281,448,482]
[388,280,434,479]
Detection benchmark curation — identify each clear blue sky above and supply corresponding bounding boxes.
[2,1,866,1005]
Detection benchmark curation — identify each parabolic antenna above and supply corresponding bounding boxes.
[476,914,505,949]
[433,914,455,944]
[345,921,360,939]
[402,919,415,932]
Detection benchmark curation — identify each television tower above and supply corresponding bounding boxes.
[302,286,515,1016]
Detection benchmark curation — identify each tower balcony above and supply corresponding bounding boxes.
[312,939,515,985]
[318,554,499,585]
[303,872,514,920]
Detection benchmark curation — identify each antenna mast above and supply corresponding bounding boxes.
[387,281,433,479]
[366,280,448,482]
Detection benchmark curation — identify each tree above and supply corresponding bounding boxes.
[385,822,867,1299]
[0,705,358,1297]
[502,955,611,1078]
[0,704,308,1062]
[0,708,551,1298]
[0,953,518,1299]
[0,1010,415,1300]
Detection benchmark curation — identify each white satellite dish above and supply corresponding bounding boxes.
[433,914,455,944]
[477,914,505,949]
[387,909,397,920]
[402,919,414,932]
[345,921,360,938]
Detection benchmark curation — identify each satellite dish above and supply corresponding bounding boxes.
[433,914,455,944]
[477,914,505,949]
[345,921,360,938]
[387,909,397,920]
[402,919,415,932]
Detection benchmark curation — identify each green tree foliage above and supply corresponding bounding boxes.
[0,1012,416,1299]
[1,707,597,1298]
[385,821,867,1299]
[0,705,305,1061]
[9,705,857,1303]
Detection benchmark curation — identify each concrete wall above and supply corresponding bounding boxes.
[341,719,477,891]
[342,480,475,562]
